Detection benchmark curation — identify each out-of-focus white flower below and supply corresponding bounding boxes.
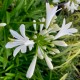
[70,1,79,13]
[53,0,60,3]
[0,23,6,27]
[64,1,79,13]
[54,18,78,39]
[46,2,61,29]
[64,1,70,9]
[5,24,34,57]
[26,55,37,78]
[76,0,80,4]
[44,54,53,70]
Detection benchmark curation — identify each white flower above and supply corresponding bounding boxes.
[64,1,70,9]
[70,2,79,13]
[64,1,79,13]
[26,55,37,78]
[76,0,80,4]
[44,54,53,70]
[46,2,60,29]
[0,23,6,27]
[54,18,78,39]
[5,24,34,57]
[53,0,60,3]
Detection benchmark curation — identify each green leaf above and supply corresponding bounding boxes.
[60,73,68,80]
[11,0,24,17]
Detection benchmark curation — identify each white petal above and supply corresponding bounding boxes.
[54,32,63,39]
[45,54,53,70]
[26,55,37,78]
[5,42,22,48]
[25,40,34,46]
[0,23,6,26]
[10,29,23,39]
[28,44,34,51]
[46,3,58,29]
[65,22,72,29]
[46,8,57,28]
[53,41,68,47]
[62,18,66,28]
[40,24,44,32]
[53,49,60,53]
[71,9,74,13]
[21,45,26,53]
[68,28,78,33]
[37,46,44,59]
[20,24,29,39]
[46,3,51,14]
[13,46,22,57]
[62,18,72,29]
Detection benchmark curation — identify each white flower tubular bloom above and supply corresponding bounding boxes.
[46,2,59,29]
[26,55,37,78]
[37,46,44,59]
[5,24,35,57]
[44,54,53,70]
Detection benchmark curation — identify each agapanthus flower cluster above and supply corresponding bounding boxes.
[5,0,78,79]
